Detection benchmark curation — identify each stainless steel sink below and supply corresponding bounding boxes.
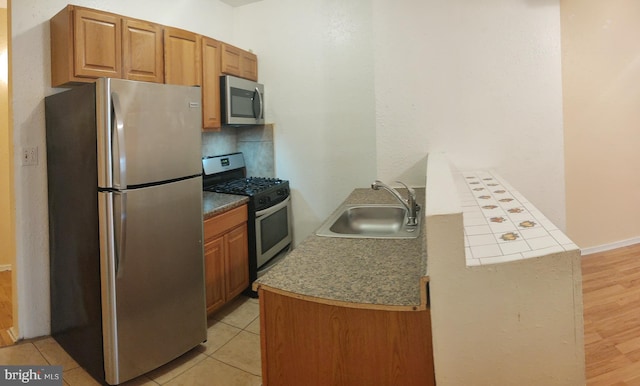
[315,204,420,239]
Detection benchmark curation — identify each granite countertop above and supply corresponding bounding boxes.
[254,187,428,309]
[203,191,249,220]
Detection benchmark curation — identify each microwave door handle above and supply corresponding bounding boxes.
[254,87,263,120]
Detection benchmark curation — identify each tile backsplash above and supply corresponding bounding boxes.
[201,127,237,157]
[202,124,275,177]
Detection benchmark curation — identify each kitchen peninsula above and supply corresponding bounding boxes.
[426,153,585,385]
[254,153,585,386]
[253,187,433,386]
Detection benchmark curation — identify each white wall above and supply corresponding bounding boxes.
[373,0,566,230]
[234,0,566,244]
[232,0,377,243]
[11,0,235,338]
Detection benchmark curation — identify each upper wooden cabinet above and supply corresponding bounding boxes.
[221,43,258,81]
[51,5,122,86]
[202,37,222,130]
[122,18,164,83]
[50,5,164,87]
[163,27,201,87]
[50,5,260,129]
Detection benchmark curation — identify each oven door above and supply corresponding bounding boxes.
[255,196,292,269]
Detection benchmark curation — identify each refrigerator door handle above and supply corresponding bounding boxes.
[114,191,127,278]
[111,92,127,189]
[98,192,120,382]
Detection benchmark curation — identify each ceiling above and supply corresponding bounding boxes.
[219,0,262,7]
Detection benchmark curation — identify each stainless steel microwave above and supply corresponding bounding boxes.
[221,75,265,126]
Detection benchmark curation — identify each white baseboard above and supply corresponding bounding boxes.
[581,237,640,256]
[0,265,11,272]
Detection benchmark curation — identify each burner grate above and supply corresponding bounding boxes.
[209,177,286,196]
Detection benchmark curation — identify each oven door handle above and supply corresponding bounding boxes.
[256,196,290,218]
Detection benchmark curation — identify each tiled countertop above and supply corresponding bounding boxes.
[456,170,579,266]
[203,191,249,220]
[426,154,585,385]
[254,188,427,309]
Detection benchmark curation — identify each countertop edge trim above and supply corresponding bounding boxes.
[254,283,428,312]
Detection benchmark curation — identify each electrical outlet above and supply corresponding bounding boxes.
[22,146,38,166]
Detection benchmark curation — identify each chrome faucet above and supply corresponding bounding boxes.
[371,180,419,226]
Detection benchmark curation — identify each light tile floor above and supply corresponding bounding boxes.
[0,296,262,386]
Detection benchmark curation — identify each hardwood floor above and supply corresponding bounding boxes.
[0,270,13,347]
[583,243,640,385]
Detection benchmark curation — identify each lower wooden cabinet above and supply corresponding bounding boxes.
[258,288,435,386]
[204,205,249,315]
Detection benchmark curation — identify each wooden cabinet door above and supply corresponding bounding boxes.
[203,204,249,316]
[73,7,122,79]
[225,224,250,300]
[202,37,221,130]
[164,27,201,86]
[241,51,258,81]
[221,43,258,81]
[220,43,242,78]
[123,18,163,83]
[260,290,436,386]
[204,236,226,314]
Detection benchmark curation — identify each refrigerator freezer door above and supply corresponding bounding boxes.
[96,78,202,189]
[99,177,206,385]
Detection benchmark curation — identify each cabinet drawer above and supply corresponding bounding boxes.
[204,204,248,240]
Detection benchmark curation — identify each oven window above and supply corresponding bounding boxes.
[260,206,289,253]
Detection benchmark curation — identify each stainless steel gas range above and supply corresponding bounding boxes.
[202,153,292,294]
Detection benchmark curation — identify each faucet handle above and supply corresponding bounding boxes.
[395,181,419,213]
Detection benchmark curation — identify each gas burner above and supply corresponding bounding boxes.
[208,177,286,196]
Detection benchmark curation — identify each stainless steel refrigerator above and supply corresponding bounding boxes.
[45,78,207,385]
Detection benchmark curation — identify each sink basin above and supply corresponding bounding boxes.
[315,204,420,239]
